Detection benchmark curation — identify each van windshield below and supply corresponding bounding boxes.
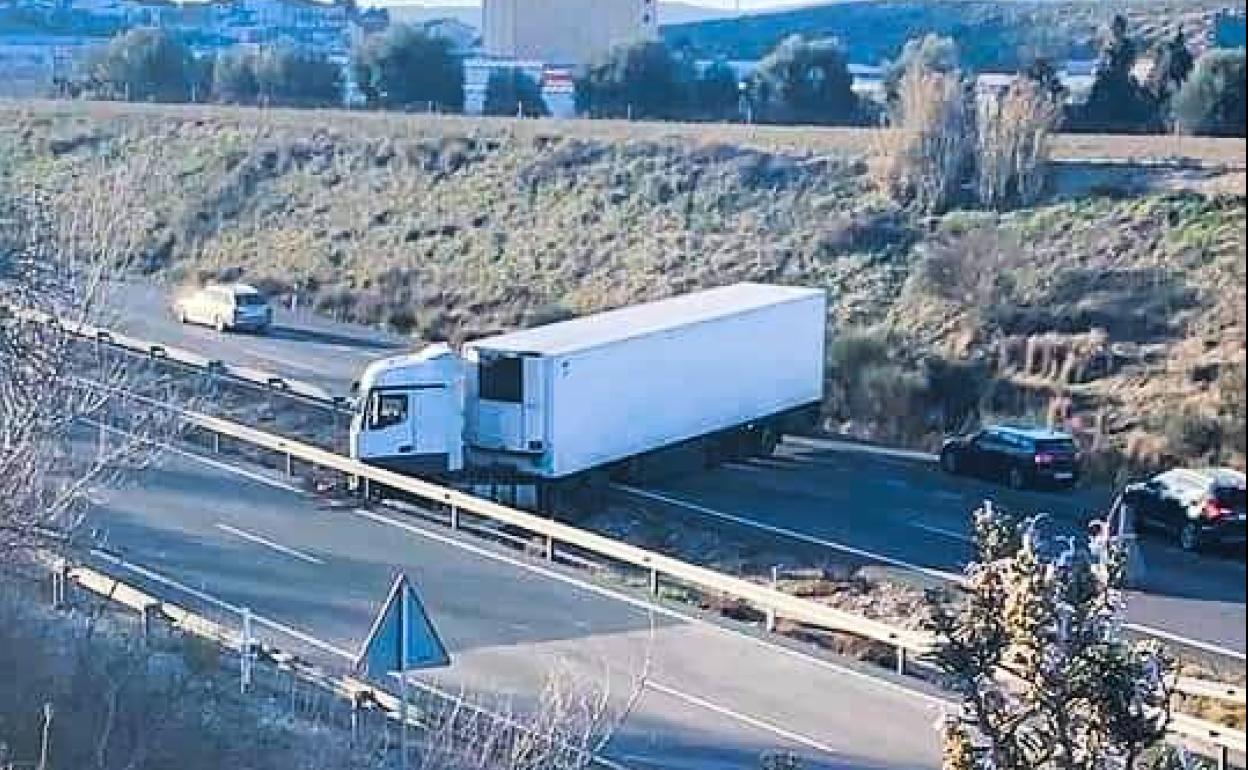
[235,293,266,307]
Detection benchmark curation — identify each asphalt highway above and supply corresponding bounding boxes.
[85,443,946,769]
[104,280,1248,658]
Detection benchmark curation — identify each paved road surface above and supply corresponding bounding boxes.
[86,444,946,769]
[102,281,1248,657]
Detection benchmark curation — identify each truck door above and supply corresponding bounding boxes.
[521,356,546,451]
[355,388,416,463]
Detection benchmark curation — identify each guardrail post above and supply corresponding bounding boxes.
[51,562,68,609]
[649,568,659,595]
[896,647,908,676]
[765,566,778,633]
[140,603,159,641]
[284,451,293,477]
[211,432,220,454]
[544,536,555,561]
[241,607,254,694]
[449,505,460,530]
[1218,745,1228,770]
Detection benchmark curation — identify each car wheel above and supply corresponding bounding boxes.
[940,451,958,475]
[1179,522,1203,553]
[1007,466,1027,490]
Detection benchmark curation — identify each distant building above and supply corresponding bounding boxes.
[482,0,657,67]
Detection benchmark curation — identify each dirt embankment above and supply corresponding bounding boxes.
[1,101,1244,472]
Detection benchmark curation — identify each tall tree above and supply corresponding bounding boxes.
[1021,57,1069,106]
[749,35,860,125]
[694,60,741,121]
[483,67,548,117]
[88,27,198,103]
[575,39,689,120]
[1077,14,1161,132]
[255,46,343,107]
[885,33,960,102]
[932,503,1173,770]
[351,25,463,111]
[1173,48,1246,137]
[212,48,259,105]
[1147,29,1195,112]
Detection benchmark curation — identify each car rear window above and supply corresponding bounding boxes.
[235,293,266,307]
[1035,439,1077,454]
[1214,485,1246,511]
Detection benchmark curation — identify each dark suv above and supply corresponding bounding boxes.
[940,425,1081,490]
[1119,468,1246,552]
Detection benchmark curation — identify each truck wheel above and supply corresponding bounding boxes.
[1179,522,1203,553]
[941,451,958,475]
[1007,466,1027,490]
[753,426,780,457]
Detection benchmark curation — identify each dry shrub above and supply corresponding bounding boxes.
[975,79,1061,210]
[871,65,973,214]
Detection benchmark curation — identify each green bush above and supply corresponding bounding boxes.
[576,39,689,120]
[213,46,342,107]
[1173,48,1247,137]
[748,35,862,125]
[483,68,548,118]
[88,27,202,103]
[351,24,464,111]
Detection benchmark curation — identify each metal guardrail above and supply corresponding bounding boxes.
[17,306,1245,761]
[6,306,351,411]
[60,562,628,770]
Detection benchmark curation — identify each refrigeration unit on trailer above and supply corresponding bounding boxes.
[350,282,826,505]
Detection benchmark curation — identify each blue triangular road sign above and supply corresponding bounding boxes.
[354,574,450,676]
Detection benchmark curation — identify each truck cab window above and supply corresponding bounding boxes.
[479,356,523,403]
[368,392,408,430]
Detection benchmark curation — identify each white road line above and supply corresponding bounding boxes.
[614,484,966,585]
[347,507,952,709]
[215,523,324,565]
[90,549,352,659]
[646,681,845,757]
[1124,622,1248,663]
[908,522,974,544]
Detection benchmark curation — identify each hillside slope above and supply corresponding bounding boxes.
[1,102,1243,472]
[663,0,1246,69]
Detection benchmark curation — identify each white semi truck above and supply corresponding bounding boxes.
[349,282,826,509]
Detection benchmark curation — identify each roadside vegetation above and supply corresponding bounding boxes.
[2,85,1243,476]
[54,14,1248,138]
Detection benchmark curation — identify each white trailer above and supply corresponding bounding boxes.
[350,282,826,507]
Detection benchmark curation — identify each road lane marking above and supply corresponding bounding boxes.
[88,547,927,764]
[349,506,952,710]
[215,523,324,565]
[614,484,966,585]
[908,522,974,544]
[646,681,845,757]
[90,549,352,659]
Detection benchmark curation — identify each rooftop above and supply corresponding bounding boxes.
[468,282,823,357]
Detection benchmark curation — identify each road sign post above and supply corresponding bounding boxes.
[354,573,450,768]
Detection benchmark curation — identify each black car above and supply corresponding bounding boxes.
[939,425,1081,490]
[1119,468,1247,552]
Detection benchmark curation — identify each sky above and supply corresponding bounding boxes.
[373,0,810,8]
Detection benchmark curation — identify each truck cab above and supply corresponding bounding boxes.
[350,344,466,475]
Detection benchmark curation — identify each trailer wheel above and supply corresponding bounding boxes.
[753,426,781,457]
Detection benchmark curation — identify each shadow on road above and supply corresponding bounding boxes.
[265,323,407,352]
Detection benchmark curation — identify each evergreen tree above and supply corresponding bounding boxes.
[1077,14,1161,132]
[483,67,548,117]
[749,35,861,125]
[351,25,464,111]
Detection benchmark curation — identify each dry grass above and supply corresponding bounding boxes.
[1,99,1243,472]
